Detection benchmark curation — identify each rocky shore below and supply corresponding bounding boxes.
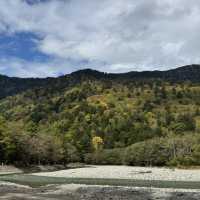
[1,182,200,200]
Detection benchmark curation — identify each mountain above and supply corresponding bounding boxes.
[0,64,200,99]
[0,75,50,99]
[1,64,200,167]
[70,64,200,81]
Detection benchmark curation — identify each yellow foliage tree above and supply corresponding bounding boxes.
[92,136,104,151]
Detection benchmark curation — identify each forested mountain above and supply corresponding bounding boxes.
[1,65,200,167]
[1,64,200,99]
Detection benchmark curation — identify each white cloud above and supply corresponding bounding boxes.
[0,57,81,77]
[0,0,200,76]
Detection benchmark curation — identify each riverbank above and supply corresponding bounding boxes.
[2,165,200,199]
[33,165,200,182]
[1,181,200,200]
[0,163,86,175]
[0,165,22,175]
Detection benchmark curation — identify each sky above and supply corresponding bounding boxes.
[0,0,200,77]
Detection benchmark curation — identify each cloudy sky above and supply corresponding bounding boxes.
[0,0,199,77]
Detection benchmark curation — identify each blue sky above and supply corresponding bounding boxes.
[0,0,200,77]
[0,32,49,62]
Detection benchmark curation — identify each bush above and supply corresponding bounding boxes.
[124,135,199,167]
[168,156,195,167]
[124,138,170,166]
[84,148,125,165]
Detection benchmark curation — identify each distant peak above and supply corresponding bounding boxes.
[72,68,101,74]
[71,68,105,78]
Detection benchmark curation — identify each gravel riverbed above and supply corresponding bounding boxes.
[33,165,200,182]
[1,182,200,200]
[2,165,200,199]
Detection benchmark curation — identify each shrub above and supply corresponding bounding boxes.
[84,148,125,165]
[124,138,170,166]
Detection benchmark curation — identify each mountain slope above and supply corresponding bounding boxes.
[0,64,200,167]
[0,64,200,99]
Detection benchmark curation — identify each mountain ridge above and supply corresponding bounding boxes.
[1,64,200,79]
[0,64,200,99]
[67,64,200,79]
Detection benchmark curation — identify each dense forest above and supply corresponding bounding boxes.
[1,65,200,167]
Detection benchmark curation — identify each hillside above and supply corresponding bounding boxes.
[0,65,200,166]
[1,64,200,99]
